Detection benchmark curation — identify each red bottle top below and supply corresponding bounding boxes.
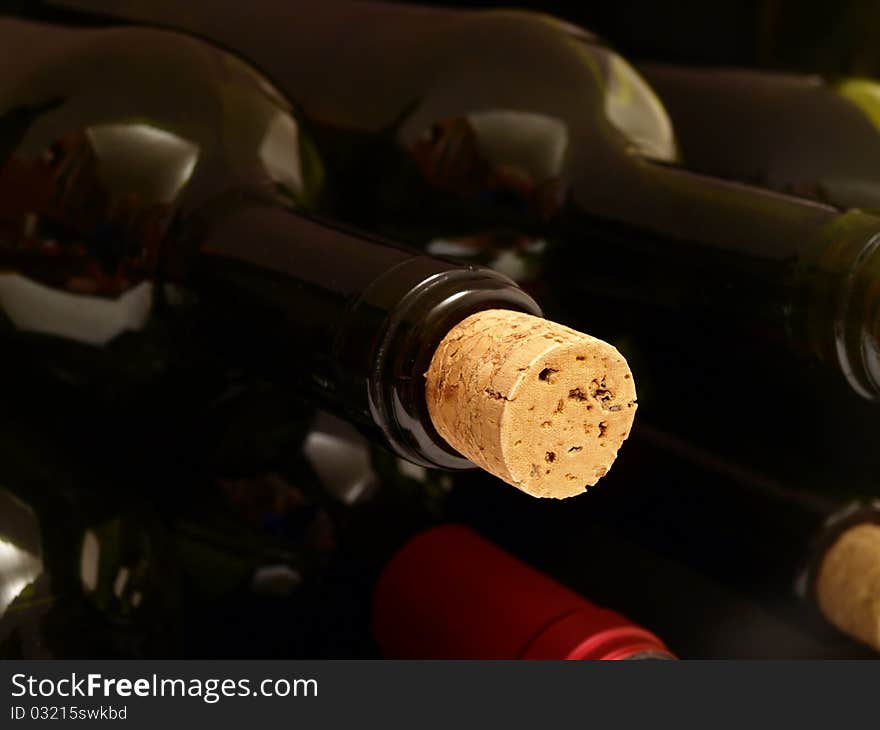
[372,524,674,660]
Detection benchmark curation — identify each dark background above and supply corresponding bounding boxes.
[407,0,880,74]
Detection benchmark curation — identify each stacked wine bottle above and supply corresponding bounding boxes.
[1,0,879,659]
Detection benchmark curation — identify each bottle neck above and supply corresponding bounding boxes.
[558,161,880,399]
[588,422,880,653]
[194,201,541,469]
[804,220,880,400]
[373,524,673,660]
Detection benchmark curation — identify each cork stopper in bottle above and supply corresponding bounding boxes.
[815,523,880,651]
[425,309,636,498]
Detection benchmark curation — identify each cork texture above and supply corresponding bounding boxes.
[816,523,880,651]
[425,309,636,498]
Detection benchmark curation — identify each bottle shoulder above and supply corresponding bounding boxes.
[0,18,322,350]
[1,18,320,210]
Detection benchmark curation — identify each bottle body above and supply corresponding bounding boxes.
[0,16,553,472]
[0,15,327,461]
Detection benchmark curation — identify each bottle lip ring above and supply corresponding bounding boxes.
[369,264,541,471]
[831,230,880,400]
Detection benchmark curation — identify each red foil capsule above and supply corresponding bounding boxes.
[372,525,674,660]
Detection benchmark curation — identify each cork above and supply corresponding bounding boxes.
[425,309,636,498]
[815,523,880,651]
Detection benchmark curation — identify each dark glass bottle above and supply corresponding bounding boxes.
[580,423,880,653]
[0,14,554,476]
[622,64,880,496]
[32,0,880,496]
[24,0,880,401]
[639,64,880,211]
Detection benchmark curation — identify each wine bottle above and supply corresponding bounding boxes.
[639,63,880,210]
[373,524,674,660]
[581,423,880,653]
[0,15,638,498]
[23,0,880,405]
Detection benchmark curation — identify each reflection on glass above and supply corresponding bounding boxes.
[467,110,568,182]
[85,123,199,204]
[0,491,43,620]
[303,413,378,505]
[79,529,99,593]
[411,112,566,223]
[78,519,155,618]
[599,50,678,163]
[251,564,302,597]
[0,539,42,618]
[427,233,547,284]
[836,78,880,130]
[0,276,153,345]
[259,111,305,198]
[0,117,203,346]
